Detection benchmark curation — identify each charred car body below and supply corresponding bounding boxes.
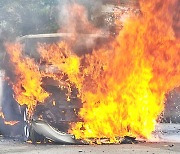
[3,1,179,144]
[0,1,157,144]
[0,2,138,143]
[0,33,108,144]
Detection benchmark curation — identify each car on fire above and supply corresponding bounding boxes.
[0,33,108,144]
[0,1,159,144]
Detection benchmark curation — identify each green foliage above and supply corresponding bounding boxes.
[0,0,59,37]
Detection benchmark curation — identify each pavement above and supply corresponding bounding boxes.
[0,123,180,154]
[0,139,180,154]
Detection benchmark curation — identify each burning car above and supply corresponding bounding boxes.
[0,33,108,144]
[0,0,179,145]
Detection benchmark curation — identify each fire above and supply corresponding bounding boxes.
[0,111,19,126]
[5,43,49,115]
[38,42,80,79]
[69,0,179,140]
[4,0,180,142]
[4,121,19,126]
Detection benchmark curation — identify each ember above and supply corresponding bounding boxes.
[0,111,19,126]
[4,0,180,144]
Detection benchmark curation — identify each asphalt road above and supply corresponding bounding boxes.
[0,123,180,154]
[0,139,179,154]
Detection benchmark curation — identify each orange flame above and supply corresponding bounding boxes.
[69,0,180,139]
[0,111,19,126]
[5,0,180,142]
[4,121,19,126]
[5,43,49,115]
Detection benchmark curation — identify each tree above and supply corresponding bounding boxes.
[0,0,59,38]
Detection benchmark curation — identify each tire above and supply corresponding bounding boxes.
[22,107,30,141]
[21,106,45,143]
[29,125,46,144]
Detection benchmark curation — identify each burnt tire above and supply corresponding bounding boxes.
[22,107,30,141]
[29,126,45,144]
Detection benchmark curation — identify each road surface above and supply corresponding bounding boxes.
[0,123,180,154]
[0,139,180,154]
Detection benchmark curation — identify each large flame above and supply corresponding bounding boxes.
[5,0,180,142]
[69,0,180,140]
[5,43,49,115]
